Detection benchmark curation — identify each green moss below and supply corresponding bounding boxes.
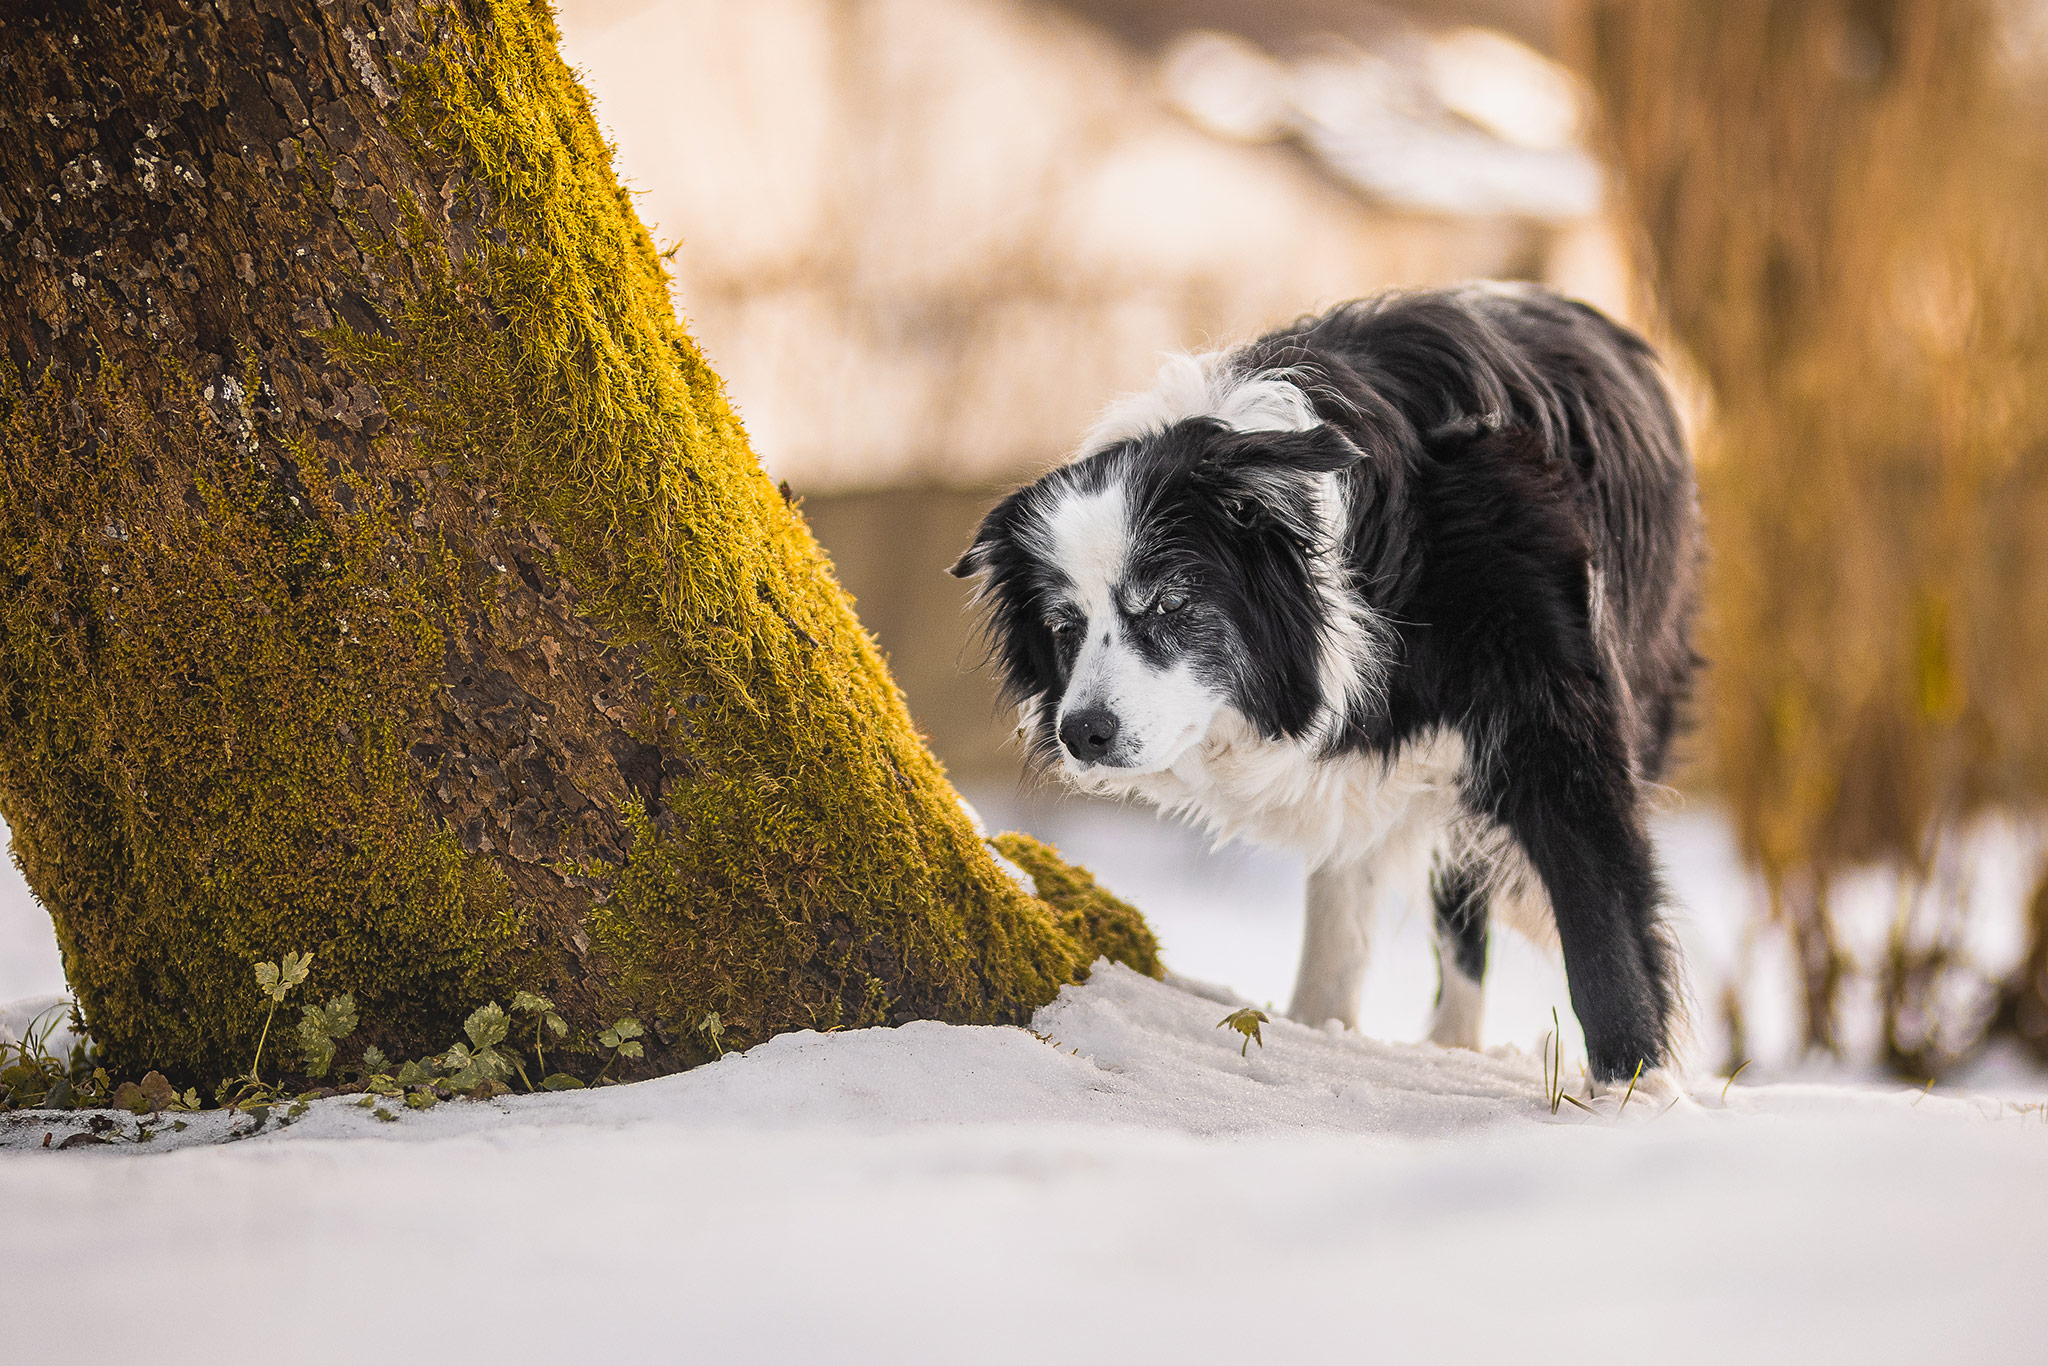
[327,0,1160,1057]
[0,358,531,1082]
[990,833,1164,980]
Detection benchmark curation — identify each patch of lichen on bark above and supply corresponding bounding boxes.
[315,0,1156,1051]
[991,833,1164,981]
[0,355,528,1082]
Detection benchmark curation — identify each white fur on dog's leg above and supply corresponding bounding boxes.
[1287,860,1376,1029]
[1427,964,1485,1051]
[1587,1065,1699,1120]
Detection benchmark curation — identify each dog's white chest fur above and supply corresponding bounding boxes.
[1121,712,1470,871]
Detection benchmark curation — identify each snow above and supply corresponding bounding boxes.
[0,836,62,1005]
[3,964,2047,1361]
[4,805,2047,1360]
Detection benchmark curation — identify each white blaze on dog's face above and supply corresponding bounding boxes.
[1028,480,1228,780]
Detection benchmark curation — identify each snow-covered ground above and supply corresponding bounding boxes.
[4,805,2046,1361]
[4,964,2046,1362]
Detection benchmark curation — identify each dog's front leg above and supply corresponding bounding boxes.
[1474,713,1680,1085]
[1287,859,1378,1029]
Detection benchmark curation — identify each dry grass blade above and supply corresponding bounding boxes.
[1721,1059,1752,1105]
[1620,1060,1644,1113]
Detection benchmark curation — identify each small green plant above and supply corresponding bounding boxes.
[216,951,313,1110]
[1,1002,103,1109]
[297,993,359,1078]
[594,1017,644,1084]
[10,945,685,1123]
[509,991,581,1090]
[698,1011,726,1059]
[1217,1007,1269,1059]
[439,1002,517,1092]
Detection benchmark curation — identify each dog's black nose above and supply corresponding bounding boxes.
[1059,707,1119,762]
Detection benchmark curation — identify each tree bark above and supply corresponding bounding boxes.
[0,0,1156,1085]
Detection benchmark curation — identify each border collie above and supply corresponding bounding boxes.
[952,284,1701,1089]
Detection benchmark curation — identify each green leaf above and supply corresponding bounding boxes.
[373,1107,398,1122]
[509,991,554,1016]
[618,1040,643,1060]
[540,1073,586,1090]
[254,961,280,999]
[296,996,357,1078]
[1216,1007,1269,1058]
[323,994,358,1039]
[359,1045,388,1074]
[463,1002,508,1051]
[404,1089,436,1110]
[599,1017,644,1050]
[395,1058,438,1087]
[279,951,313,992]
[544,1013,568,1038]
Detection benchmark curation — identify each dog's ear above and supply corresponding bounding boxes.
[947,541,984,579]
[948,486,1028,579]
[1200,424,1362,490]
[1211,422,1362,475]
[1194,425,1361,533]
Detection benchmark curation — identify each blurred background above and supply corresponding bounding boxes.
[6,0,2047,1088]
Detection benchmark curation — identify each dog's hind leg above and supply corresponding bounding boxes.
[1428,855,1490,1050]
[1287,859,1378,1029]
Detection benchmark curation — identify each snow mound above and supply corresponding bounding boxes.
[3,967,2045,1363]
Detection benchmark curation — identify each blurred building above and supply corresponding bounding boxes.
[554,0,1617,777]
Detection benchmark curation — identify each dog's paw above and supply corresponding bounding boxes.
[1583,1066,1697,1121]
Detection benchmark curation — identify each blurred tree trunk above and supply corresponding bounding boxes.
[1995,871,2048,1064]
[0,0,1156,1086]
[1582,0,2048,1073]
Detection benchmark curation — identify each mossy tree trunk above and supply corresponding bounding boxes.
[0,0,1156,1087]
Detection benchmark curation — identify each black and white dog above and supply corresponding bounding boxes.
[952,284,1701,1088]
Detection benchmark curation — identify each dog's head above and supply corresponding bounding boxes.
[952,371,1386,790]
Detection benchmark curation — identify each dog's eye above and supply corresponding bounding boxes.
[1154,590,1188,615]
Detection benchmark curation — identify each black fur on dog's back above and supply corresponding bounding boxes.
[1235,286,1700,778]
[956,285,1702,1081]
